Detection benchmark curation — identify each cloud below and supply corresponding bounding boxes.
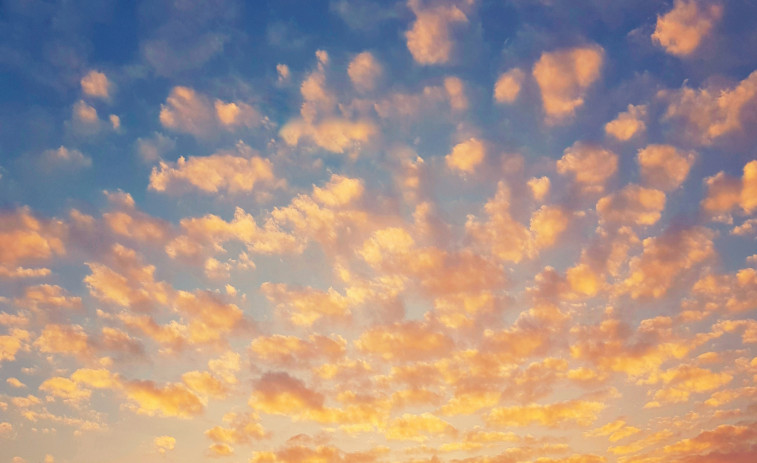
[596,184,666,226]
[623,226,714,299]
[34,323,91,357]
[41,146,91,169]
[348,51,382,92]
[532,45,604,123]
[637,144,696,191]
[405,0,468,65]
[15,284,82,311]
[276,63,290,84]
[249,372,324,416]
[645,364,732,407]
[605,104,647,141]
[701,160,757,216]
[280,118,377,154]
[556,142,617,193]
[0,329,31,362]
[446,138,486,173]
[494,68,525,104]
[149,143,276,195]
[386,412,456,441]
[124,380,204,418]
[528,176,551,201]
[261,283,350,327]
[80,70,111,99]
[154,435,176,455]
[39,376,91,402]
[487,399,605,427]
[159,87,262,137]
[103,191,173,243]
[652,0,723,56]
[465,182,530,262]
[356,320,454,362]
[250,334,346,368]
[661,70,757,145]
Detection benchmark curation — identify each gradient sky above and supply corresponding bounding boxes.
[2,1,757,462]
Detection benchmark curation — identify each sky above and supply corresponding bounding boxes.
[1,0,757,462]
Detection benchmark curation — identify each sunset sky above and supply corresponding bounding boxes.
[2,1,757,462]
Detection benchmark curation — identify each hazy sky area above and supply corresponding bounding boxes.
[2,0,757,462]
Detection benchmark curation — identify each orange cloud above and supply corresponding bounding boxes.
[487,399,605,427]
[356,321,454,362]
[652,0,722,56]
[605,104,647,141]
[149,143,276,195]
[405,0,468,65]
[124,380,203,418]
[533,45,604,123]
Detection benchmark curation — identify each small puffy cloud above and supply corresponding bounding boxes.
[0,207,66,269]
[205,412,266,447]
[34,323,91,357]
[80,70,111,99]
[261,283,349,327]
[701,160,757,216]
[149,144,275,195]
[155,435,176,455]
[39,376,91,401]
[276,63,290,84]
[487,399,605,427]
[1,422,14,437]
[645,364,732,407]
[311,174,364,207]
[596,184,666,226]
[160,87,215,136]
[42,146,92,169]
[466,182,530,262]
[214,100,261,129]
[15,284,82,311]
[124,380,204,418]
[494,68,525,104]
[405,0,468,65]
[528,176,551,201]
[103,190,173,243]
[585,420,641,443]
[386,412,456,442]
[0,329,31,362]
[72,100,100,132]
[136,132,176,163]
[109,114,120,130]
[446,138,486,174]
[250,334,346,368]
[661,70,757,145]
[444,76,468,111]
[84,244,171,312]
[279,118,377,154]
[637,144,696,191]
[348,51,382,92]
[532,44,604,123]
[623,226,714,299]
[160,86,261,137]
[6,377,26,388]
[557,142,618,193]
[652,0,723,57]
[356,321,454,362]
[605,104,647,141]
[248,371,324,416]
[530,205,570,250]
